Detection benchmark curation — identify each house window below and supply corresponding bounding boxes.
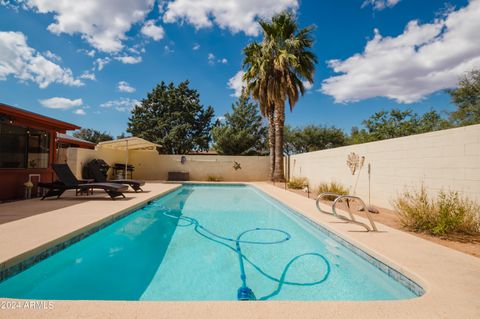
[0,124,27,168]
[0,124,50,169]
[28,129,50,168]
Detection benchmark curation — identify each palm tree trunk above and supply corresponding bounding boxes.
[268,111,276,180]
[273,103,285,181]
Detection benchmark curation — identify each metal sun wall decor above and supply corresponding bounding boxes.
[346,152,365,175]
[233,161,242,170]
[347,152,359,175]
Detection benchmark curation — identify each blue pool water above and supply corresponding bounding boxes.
[0,184,418,301]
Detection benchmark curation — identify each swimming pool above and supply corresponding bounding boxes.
[0,184,421,301]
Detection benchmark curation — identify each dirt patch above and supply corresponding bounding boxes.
[271,182,480,258]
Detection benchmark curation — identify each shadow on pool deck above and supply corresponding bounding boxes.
[0,190,139,225]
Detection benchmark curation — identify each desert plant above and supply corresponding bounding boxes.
[287,177,308,189]
[315,181,349,200]
[393,186,480,236]
[207,175,222,182]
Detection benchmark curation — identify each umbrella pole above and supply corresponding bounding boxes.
[125,139,129,179]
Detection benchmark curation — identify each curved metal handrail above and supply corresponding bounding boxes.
[315,192,341,215]
[332,195,378,232]
[316,192,378,232]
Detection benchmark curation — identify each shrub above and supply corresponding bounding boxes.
[315,181,349,200]
[287,177,308,189]
[393,186,480,236]
[207,175,222,182]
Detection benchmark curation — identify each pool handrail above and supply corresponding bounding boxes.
[316,193,378,232]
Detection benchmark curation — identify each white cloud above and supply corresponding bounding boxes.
[321,0,480,104]
[78,49,96,57]
[193,43,200,50]
[114,55,142,64]
[208,53,215,65]
[74,108,86,115]
[227,70,245,97]
[43,50,61,62]
[164,44,174,54]
[302,80,313,90]
[0,31,83,88]
[141,19,165,41]
[100,97,139,112]
[362,0,400,11]
[163,0,299,36]
[21,0,156,52]
[94,57,111,70]
[117,81,136,93]
[80,71,96,81]
[39,97,83,109]
[208,53,227,65]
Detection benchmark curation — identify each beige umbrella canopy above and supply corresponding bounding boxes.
[96,137,160,178]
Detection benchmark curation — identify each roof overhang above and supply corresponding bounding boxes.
[96,137,160,151]
[57,133,96,148]
[0,103,80,132]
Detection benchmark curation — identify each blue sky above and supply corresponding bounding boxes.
[0,0,478,137]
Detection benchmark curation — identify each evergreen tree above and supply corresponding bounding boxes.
[127,81,214,154]
[212,95,267,155]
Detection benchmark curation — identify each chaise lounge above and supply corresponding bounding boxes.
[39,164,128,200]
[86,160,145,192]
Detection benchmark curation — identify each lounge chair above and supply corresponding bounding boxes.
[38,164,128,200]
[86,160,145,192]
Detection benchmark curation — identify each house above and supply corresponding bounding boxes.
[0,103,79,201]
[57,133,96,150]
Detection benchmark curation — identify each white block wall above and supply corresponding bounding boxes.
[288,124,480,209]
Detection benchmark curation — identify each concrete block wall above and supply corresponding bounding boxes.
[129,152,270,181]
[288,124,480,209]
[65,148,270,182]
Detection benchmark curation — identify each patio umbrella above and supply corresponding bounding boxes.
[96,137,161,178]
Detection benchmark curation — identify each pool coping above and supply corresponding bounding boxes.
[0,181,479,318]
[247,184,425,297]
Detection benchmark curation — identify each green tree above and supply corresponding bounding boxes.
[72,128,113,143]
[116,132,131,139]
[243,12,316,181]
[284,125,346,155]
[348,126,376,145]
[283,125,300,155]
[349,108,450,144]
[417,110,451,133]
[212,95,267,155]
[362,109,419,140]
[127,81,215,154]
[448,69,480,125]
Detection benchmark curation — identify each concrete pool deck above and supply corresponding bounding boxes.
[0,182,479,318]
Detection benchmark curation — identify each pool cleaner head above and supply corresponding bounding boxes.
[237,286,256,301]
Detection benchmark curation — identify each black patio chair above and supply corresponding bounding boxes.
[38,164,128,200]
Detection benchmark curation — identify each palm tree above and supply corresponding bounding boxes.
[243,42,276,179]
[244,12,316,181]
[262,13,317,181]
